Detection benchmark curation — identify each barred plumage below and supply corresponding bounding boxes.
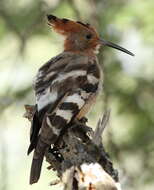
[28,14,133,185]
[29,52,102,184]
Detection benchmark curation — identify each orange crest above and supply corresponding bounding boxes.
[47,15,98,36]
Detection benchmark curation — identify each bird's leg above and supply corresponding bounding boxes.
[71,118,93,136]
[79,117,88,124]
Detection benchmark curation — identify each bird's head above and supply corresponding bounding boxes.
[47,15,134,56]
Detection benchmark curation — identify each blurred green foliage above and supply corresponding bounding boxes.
[0,0,154,190]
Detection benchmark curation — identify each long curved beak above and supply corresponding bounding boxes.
[101,39,134,56]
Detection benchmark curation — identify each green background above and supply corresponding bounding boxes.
[0,0,154,190]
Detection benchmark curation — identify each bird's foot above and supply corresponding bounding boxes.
[71,118,93,137]
[79,117,88,124]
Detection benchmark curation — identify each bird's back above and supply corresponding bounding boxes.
[28,51,102,155]
[35,52,101,112]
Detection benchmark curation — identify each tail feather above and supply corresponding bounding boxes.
[27,110,41,155]
[27,140,38,155]
[30,156,44,184]
[29,139,48,185]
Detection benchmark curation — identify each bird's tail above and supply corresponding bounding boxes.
[29,138,48,185]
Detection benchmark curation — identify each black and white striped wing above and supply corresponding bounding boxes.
[28,53,70,154]
[38,54,102,142]
[28,52,101,153]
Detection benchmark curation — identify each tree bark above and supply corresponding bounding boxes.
[24,106,121,190]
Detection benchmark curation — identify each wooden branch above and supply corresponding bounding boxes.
[24,106,121,190]
[92,110,110,146]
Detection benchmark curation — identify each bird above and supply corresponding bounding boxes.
[28,14,134,185]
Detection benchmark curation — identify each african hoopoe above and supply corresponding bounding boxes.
[28,14,134,185]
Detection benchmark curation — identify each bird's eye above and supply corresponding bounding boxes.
[86,34,92,39]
